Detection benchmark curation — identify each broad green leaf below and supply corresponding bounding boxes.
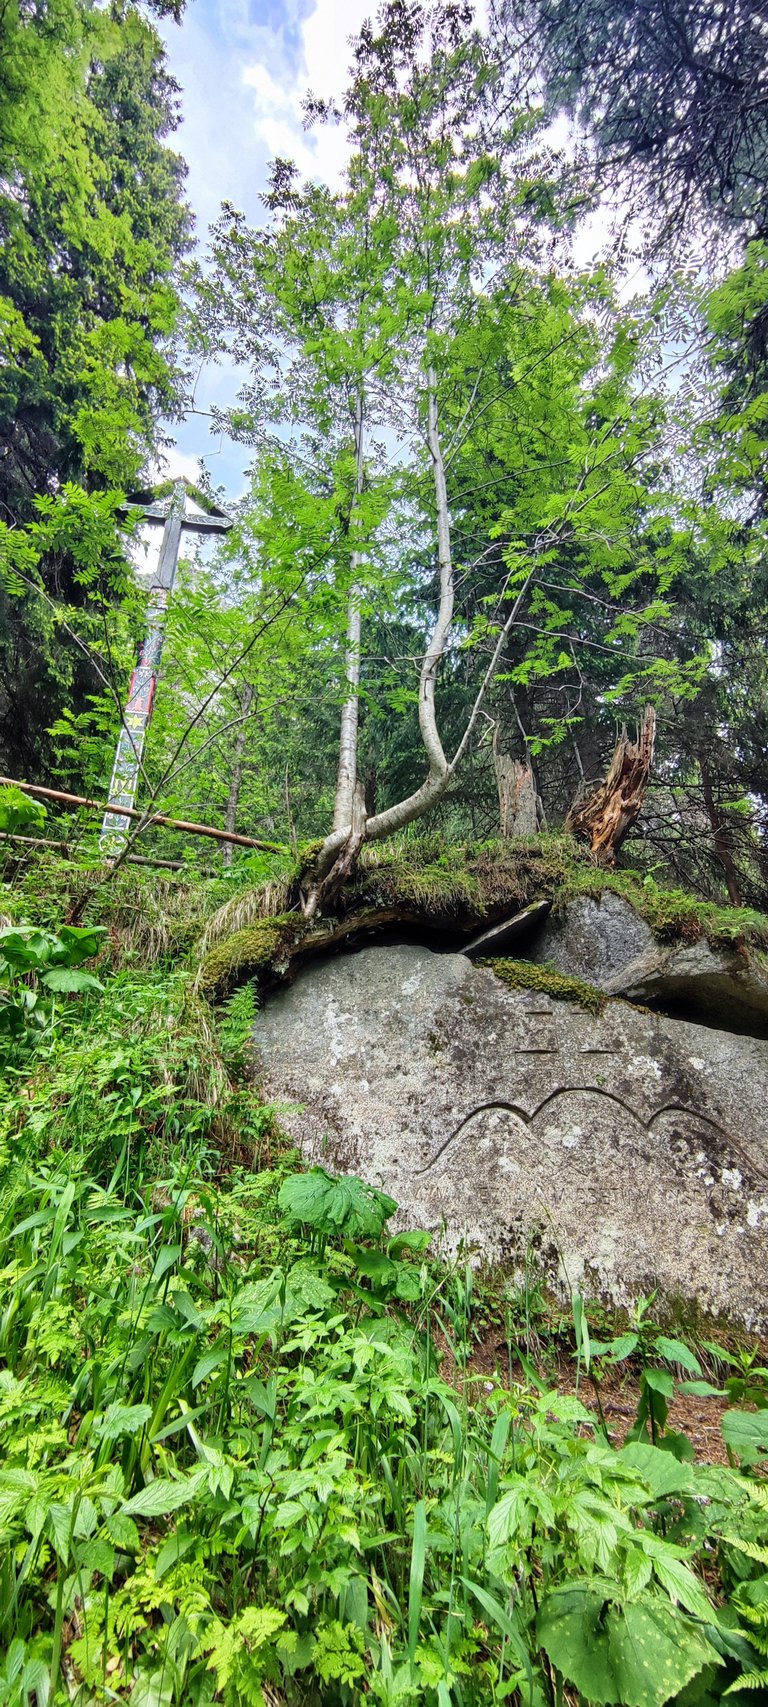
[241,1372,277,1419]
[47,1503,72,1560]
[637,1534,713,1620]
[0,930,54,969]
[0,787,46,834]
[642,1368,675,1398]
[39,967,103,994]
[593,1333,639,1363]
[278,1168,397,1239]
[388,1230,432,1257]
[229,1272,285,1335]
[155,1527,199,1579]
[538,1586,719,1707]
[151,1243,182,1284]
[721,1409,768,1465]
[654,1337,702,1375]
[94,1403,153,1441]
[192,1342,229,1388]
[54,924,106,965]
[122,1470,206,1518]
[347,1243,397,1283]
[618,1442,695,1497]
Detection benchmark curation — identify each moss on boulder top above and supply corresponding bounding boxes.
[196,917,298,997]
[342,836,768,950]
[486,957,608,1015]
[194,832,768,1001]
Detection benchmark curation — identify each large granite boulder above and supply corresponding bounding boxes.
[529,894,768,1034]
[254,943,768,1328]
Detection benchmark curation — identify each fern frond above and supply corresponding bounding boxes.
[724,1534,768,1567]
[725,1669,768,1693]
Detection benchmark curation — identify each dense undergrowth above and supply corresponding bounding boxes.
[1,851,768,1706]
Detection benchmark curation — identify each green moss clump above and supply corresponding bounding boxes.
[485,957,608,1015]
[197,916,298,997]
[355,834,580,923]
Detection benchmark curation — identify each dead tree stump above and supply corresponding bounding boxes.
[493,735,541,839]
[566,706,656,863]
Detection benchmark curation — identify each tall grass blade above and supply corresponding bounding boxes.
[408,1499,427,1675]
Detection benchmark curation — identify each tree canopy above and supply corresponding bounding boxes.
[0,0,767,909]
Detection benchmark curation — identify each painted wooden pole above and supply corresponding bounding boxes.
[100,481,231,855]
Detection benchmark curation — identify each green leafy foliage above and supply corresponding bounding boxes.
[0,920,104,1043]
[0,884,765,1706]
[278,1166,397,1242]
[538,1588,718,1707]
[0,787,46,836]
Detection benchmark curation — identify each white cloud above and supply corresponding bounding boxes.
[149,447,205,487]
[242,0,374,189]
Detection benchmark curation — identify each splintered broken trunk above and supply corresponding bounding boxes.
[566,706,656,863]
[493,743,541,839]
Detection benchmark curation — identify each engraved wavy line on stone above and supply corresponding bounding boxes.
[414,1088,768,1182]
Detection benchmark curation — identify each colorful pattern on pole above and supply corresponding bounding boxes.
[99,481,230,856]
[99,589,169,854]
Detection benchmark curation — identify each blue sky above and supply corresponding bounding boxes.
[155,0,374,500]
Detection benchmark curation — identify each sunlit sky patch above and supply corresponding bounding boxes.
[156,0,375,499]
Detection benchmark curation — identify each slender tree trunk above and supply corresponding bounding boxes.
[333,390,366,833]
[221,682,255,867]
[303,369,454,913]
[699,751,743,907]
[419,365,454,780]
[337,363,456,845]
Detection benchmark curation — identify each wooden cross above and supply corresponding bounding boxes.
[100,479,231,854]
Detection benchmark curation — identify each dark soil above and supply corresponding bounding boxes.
[438,1325,740,1465]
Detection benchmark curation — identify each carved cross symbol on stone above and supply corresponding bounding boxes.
[100,479,231,854]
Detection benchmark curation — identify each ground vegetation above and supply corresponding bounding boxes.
[0,851,767,1706]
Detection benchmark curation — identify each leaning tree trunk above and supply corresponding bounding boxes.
[566,706,656,864]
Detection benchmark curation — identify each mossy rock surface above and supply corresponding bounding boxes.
[193,834,768,1003]
[197,917,299,996]
[486,957,608,1015]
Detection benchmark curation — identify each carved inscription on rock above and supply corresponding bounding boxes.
[254,944,768,1327]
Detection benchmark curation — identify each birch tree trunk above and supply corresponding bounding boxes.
[339,363,455,843]
[333,390,366,833]
[303,369,455,912]
[221,682,255,867]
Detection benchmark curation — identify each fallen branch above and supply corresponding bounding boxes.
[0,776,287,854]
[0,831,192,872]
